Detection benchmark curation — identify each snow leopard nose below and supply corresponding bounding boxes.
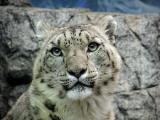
[68,68,87,79]
[67,49,87,79]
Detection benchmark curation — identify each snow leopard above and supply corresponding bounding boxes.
[3,15,121,120]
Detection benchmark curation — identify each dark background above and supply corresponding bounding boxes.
[28,0,160,13]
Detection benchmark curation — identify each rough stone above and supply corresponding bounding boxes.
[0,6,159,119]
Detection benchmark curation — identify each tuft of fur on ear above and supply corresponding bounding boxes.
[96,16,117,44]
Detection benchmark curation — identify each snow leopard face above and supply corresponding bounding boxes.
[32,16,121,100]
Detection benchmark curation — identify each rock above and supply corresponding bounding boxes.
[114,85,160,120]
[0,6,159,119]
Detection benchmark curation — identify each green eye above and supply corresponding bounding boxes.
[50,47,63,56]
[87,42,100,52]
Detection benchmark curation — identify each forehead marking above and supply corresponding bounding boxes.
[65,30,72,40]
[79,29,83,36]
[53,28,94,48]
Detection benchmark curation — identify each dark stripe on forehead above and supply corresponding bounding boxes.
[63,31,66,39]
[85,33,90,43]
[72,27,76,35]
[79,29,83,36]
[57,39,61,46]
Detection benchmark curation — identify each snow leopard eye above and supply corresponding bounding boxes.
[87,42,100,52]
[50,47,63,56]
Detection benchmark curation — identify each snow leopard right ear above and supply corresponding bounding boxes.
[95,15,117,45]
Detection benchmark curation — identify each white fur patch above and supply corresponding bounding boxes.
[66,86,92,100]
[79,71,87,80]
[67,73,77,81]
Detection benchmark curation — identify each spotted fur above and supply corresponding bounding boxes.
[3,15,121,120]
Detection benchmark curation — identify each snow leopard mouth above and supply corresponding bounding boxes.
[63,81,94,91]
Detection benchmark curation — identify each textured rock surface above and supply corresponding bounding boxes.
[0,6,160,119]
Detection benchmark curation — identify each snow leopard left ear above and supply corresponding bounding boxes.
[96,16,117,44]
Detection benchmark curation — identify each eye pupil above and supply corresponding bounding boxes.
[50,47,62,56]
[55,48,59,53]
[88,42,99,52]
[90,44,95,48]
